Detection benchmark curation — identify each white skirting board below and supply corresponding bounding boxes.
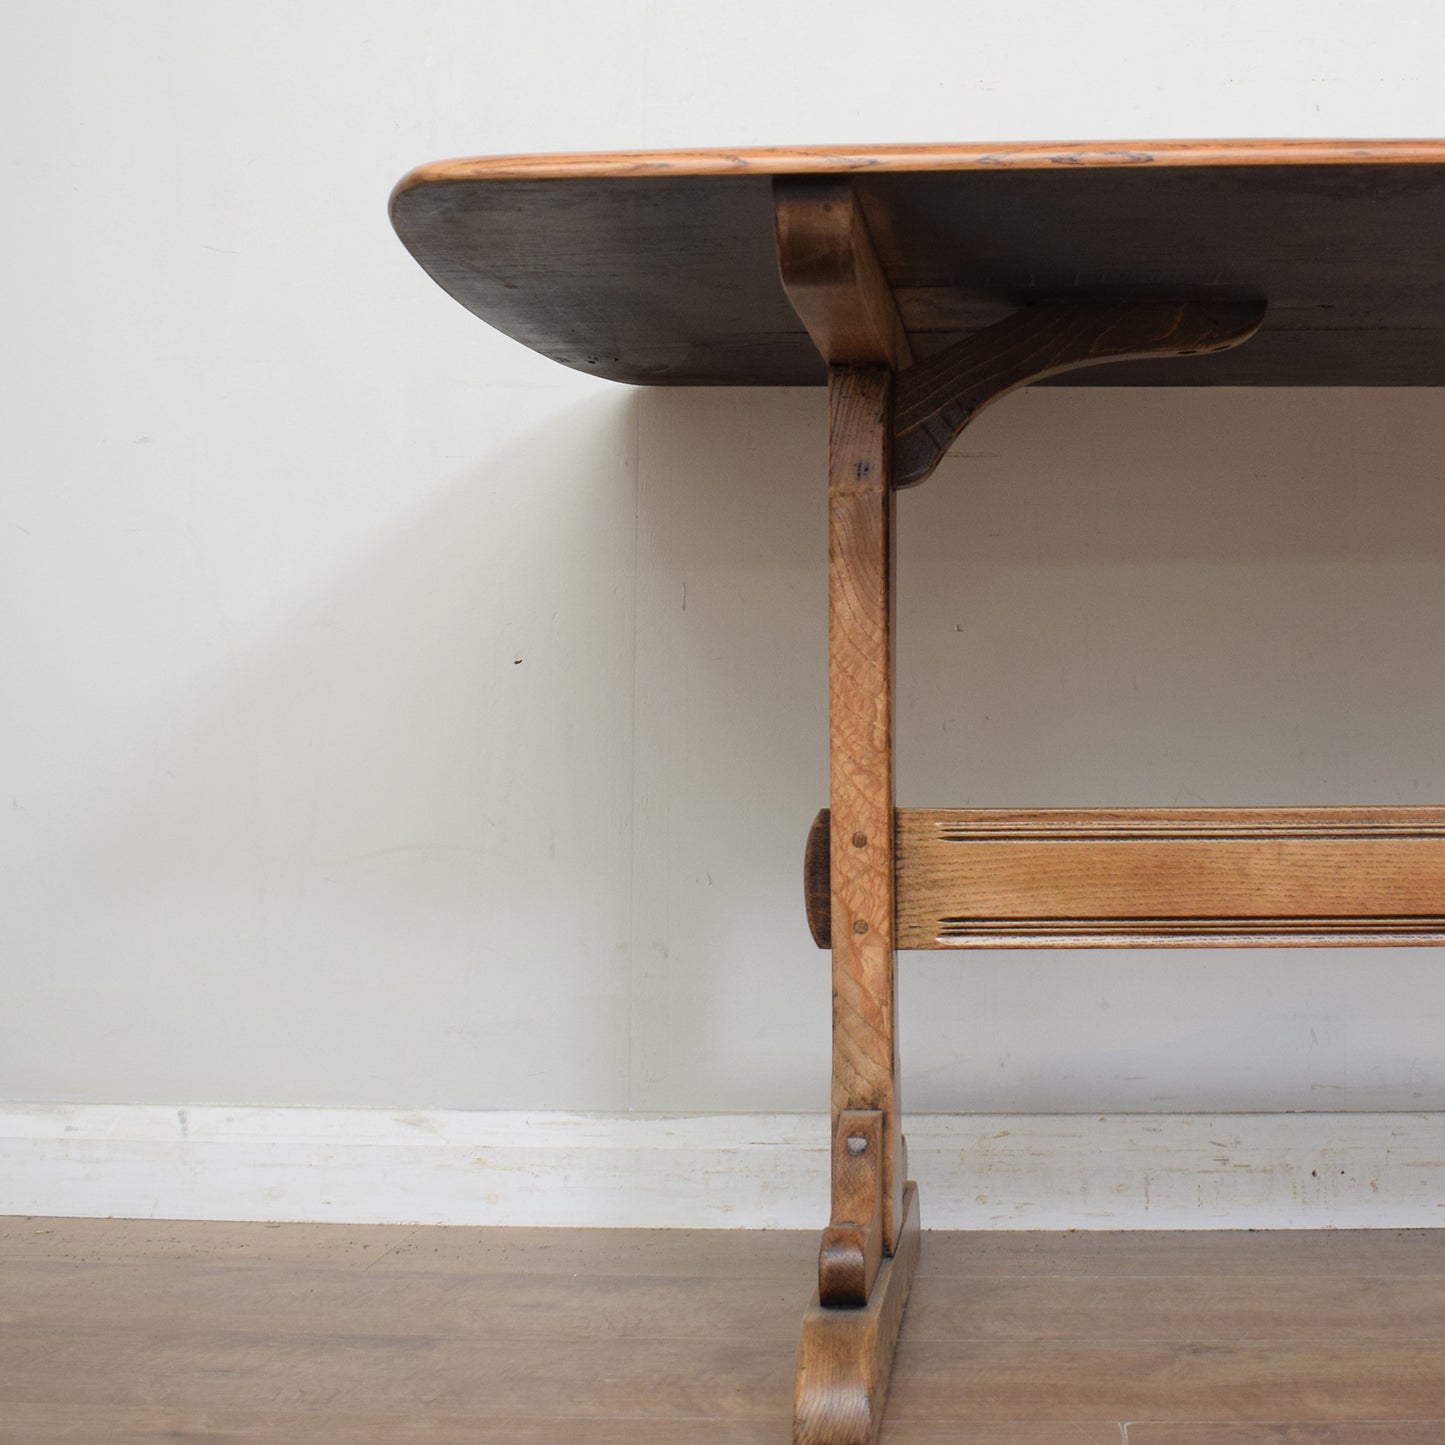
[1,1105,1442,1229]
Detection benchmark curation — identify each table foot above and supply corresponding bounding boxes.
[794,1180,921,1445]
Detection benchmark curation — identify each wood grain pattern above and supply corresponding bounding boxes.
[795,1182,921,1445]
[892,807,1445,948]
[1125,1428,1445,1444]
[804,808,832,948]
[0,1260,804,1341]
[880,1430,1126,1444]
[886,1340,1445,1421]
[903,1273,1445,1342]
[806,807,1445,949]
[0,1410,1137,1445]
[826,366,902,1249]
[0,1217,815,1275]
[5,1217,1442,1440]
[394,138,1445,188]
[774,180,912,369]
[891,298,1265,488]
[0,1329,792,1418]
[917,1229,1445,1278]
[378,135,1445,1445]
[0,1411,790,1445]
[818,1110,885,1308]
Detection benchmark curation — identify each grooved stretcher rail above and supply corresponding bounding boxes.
[390,139,1445,1444]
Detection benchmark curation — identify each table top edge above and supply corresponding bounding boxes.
[391,137,1445,198]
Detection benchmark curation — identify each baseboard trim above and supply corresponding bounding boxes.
[2,1104,1441,1228]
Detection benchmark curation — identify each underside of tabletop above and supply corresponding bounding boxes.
[391,139,1445,387]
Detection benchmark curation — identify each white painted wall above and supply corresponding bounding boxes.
[9,1105,1444,1230]
[4,1,1445,1129]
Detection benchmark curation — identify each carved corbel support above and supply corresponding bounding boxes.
[891,296,1266,488]
[775,177,1266,493]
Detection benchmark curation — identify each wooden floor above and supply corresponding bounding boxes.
[2,1218,1442,1442]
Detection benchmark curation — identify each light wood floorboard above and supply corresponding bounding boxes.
[1,1217,1441,1441]
[1124,1430,1445,1444]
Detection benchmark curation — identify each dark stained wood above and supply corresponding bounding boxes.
[818,1109,885,1307]
[804,808,832,948]
[892,806,1445,948]
[774,180,913,369]
[825,366,903,1250]
[891,298,1264,488]
[390,141,1445,387]
[795,1182,922,1445]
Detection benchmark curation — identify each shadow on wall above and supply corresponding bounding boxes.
[899,384,1445,807]
[892,384,1445,1113]
[627,386,833,1114]
[12,382,1445,1118]
[628,383,1445,1115]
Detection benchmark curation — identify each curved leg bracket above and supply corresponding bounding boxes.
[892,296,1266,489]
[795,1181,922,1445]
[818,1109,885,1307]
[774,176,1266,494]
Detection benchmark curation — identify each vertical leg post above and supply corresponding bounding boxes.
[776,179,921,1445]
[779,187,1263,1436]
[826,365,903,1260]
[794,366,921,1445]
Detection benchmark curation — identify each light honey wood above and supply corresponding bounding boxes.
[806,806,1445,949]
[0,1413,791,1445]
[1125,1429,1445,1444]
[394,138,1445,188]
[0,1409,1140,1445]
[795,1182,922,1445]
[825,365,903,1251]
[818,1109,885,1308]
[893,807,1445,948]
[774,180,913,370]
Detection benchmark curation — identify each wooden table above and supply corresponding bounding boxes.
[390,140,1445,1444]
